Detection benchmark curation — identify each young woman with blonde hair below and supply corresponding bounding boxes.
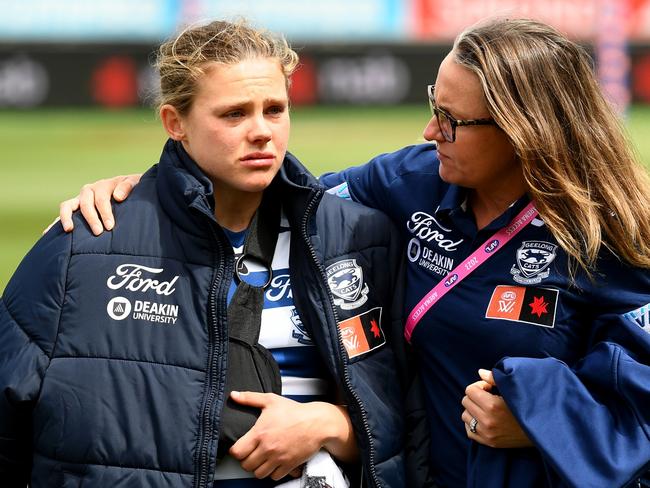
[0,20,408,488]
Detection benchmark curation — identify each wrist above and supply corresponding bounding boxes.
[314,402,358,462]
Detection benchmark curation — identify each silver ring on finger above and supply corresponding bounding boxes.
[469,417,478,434]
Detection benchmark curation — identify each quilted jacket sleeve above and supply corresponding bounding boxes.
[0,226,71,486]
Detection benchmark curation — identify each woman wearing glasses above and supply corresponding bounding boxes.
[57,18,650,487]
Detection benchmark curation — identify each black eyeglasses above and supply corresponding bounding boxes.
[427,84,496,143]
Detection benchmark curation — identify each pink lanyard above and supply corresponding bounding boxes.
[404,201,538,343]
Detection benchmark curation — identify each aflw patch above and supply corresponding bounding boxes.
[486,285,558,328]
[337,307,385,359]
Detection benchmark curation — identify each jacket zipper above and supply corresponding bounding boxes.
[301,189,381,488]
[194,208,232,488]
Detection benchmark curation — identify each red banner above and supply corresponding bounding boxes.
[411,0,650,41]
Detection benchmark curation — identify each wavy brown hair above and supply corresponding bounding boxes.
[454,18,650,277]
[155,19,299,115]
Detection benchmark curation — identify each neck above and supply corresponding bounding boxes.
[469,174,527,230]
[213,187,263,232]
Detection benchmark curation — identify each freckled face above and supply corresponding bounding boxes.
[423,52,518,192]
[175,58,290,201]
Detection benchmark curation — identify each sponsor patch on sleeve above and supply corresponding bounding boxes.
[486,285,558,328]
[337,307,384,359]
[623,303,650,333]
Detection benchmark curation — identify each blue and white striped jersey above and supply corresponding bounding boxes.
[214,211,330,486]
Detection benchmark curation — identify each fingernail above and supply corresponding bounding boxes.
[106,219,114,229]
[92,225,103,235]
[230,391,240,398]
[114,191,124,200]
[478,368,490,376]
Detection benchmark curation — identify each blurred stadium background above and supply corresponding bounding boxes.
[2,0,650,291]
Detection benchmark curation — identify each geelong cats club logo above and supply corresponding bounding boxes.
[510,241,557,285]
[326,259,369,310]
[290,307,313,345]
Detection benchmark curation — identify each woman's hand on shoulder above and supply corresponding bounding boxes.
[461,369,533,449]
[228,391,358,481]
[50,174,142,235]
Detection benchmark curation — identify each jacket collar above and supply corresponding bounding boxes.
[156,139,322,236]
[272,151,322,228]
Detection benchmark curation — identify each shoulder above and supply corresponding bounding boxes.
[586,251,650,314]
[71,167,168,255]
[319,191,396,226]
[2,224,73,354]
[362,143,441,178]
[322,143,440,186]
[319,144,445,220]
[315,192,400,250]
[388,143,441,176]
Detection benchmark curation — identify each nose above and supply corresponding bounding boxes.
[248,113,273,144]
[423,115,444,143]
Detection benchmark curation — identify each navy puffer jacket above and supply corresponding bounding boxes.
[0,140,407,488]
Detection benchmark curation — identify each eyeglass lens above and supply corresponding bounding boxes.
[436,110,453,142]
[428,85,454,142]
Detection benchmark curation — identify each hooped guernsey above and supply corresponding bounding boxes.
[0,140,407,488]
[321,143,650,488]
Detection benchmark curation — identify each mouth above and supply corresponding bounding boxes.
[240,152,276,166]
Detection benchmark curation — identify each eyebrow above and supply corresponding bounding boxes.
[217,96,289,109]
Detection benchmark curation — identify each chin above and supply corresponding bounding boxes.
[439,163,475,187]
[438,165,458,185]
[241,178,276,194]
[233,166,282,192]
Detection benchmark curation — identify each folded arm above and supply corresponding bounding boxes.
[228,391,358,481]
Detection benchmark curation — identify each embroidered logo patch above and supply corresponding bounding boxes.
[326,259,369,310]
[337,307,384,359]
[623,303,650,333]
[510,241,557,284]
[486,285,558,328]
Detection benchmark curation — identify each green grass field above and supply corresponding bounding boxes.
[2,104,650,292]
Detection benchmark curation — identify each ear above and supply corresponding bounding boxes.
[160,104,186,141]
